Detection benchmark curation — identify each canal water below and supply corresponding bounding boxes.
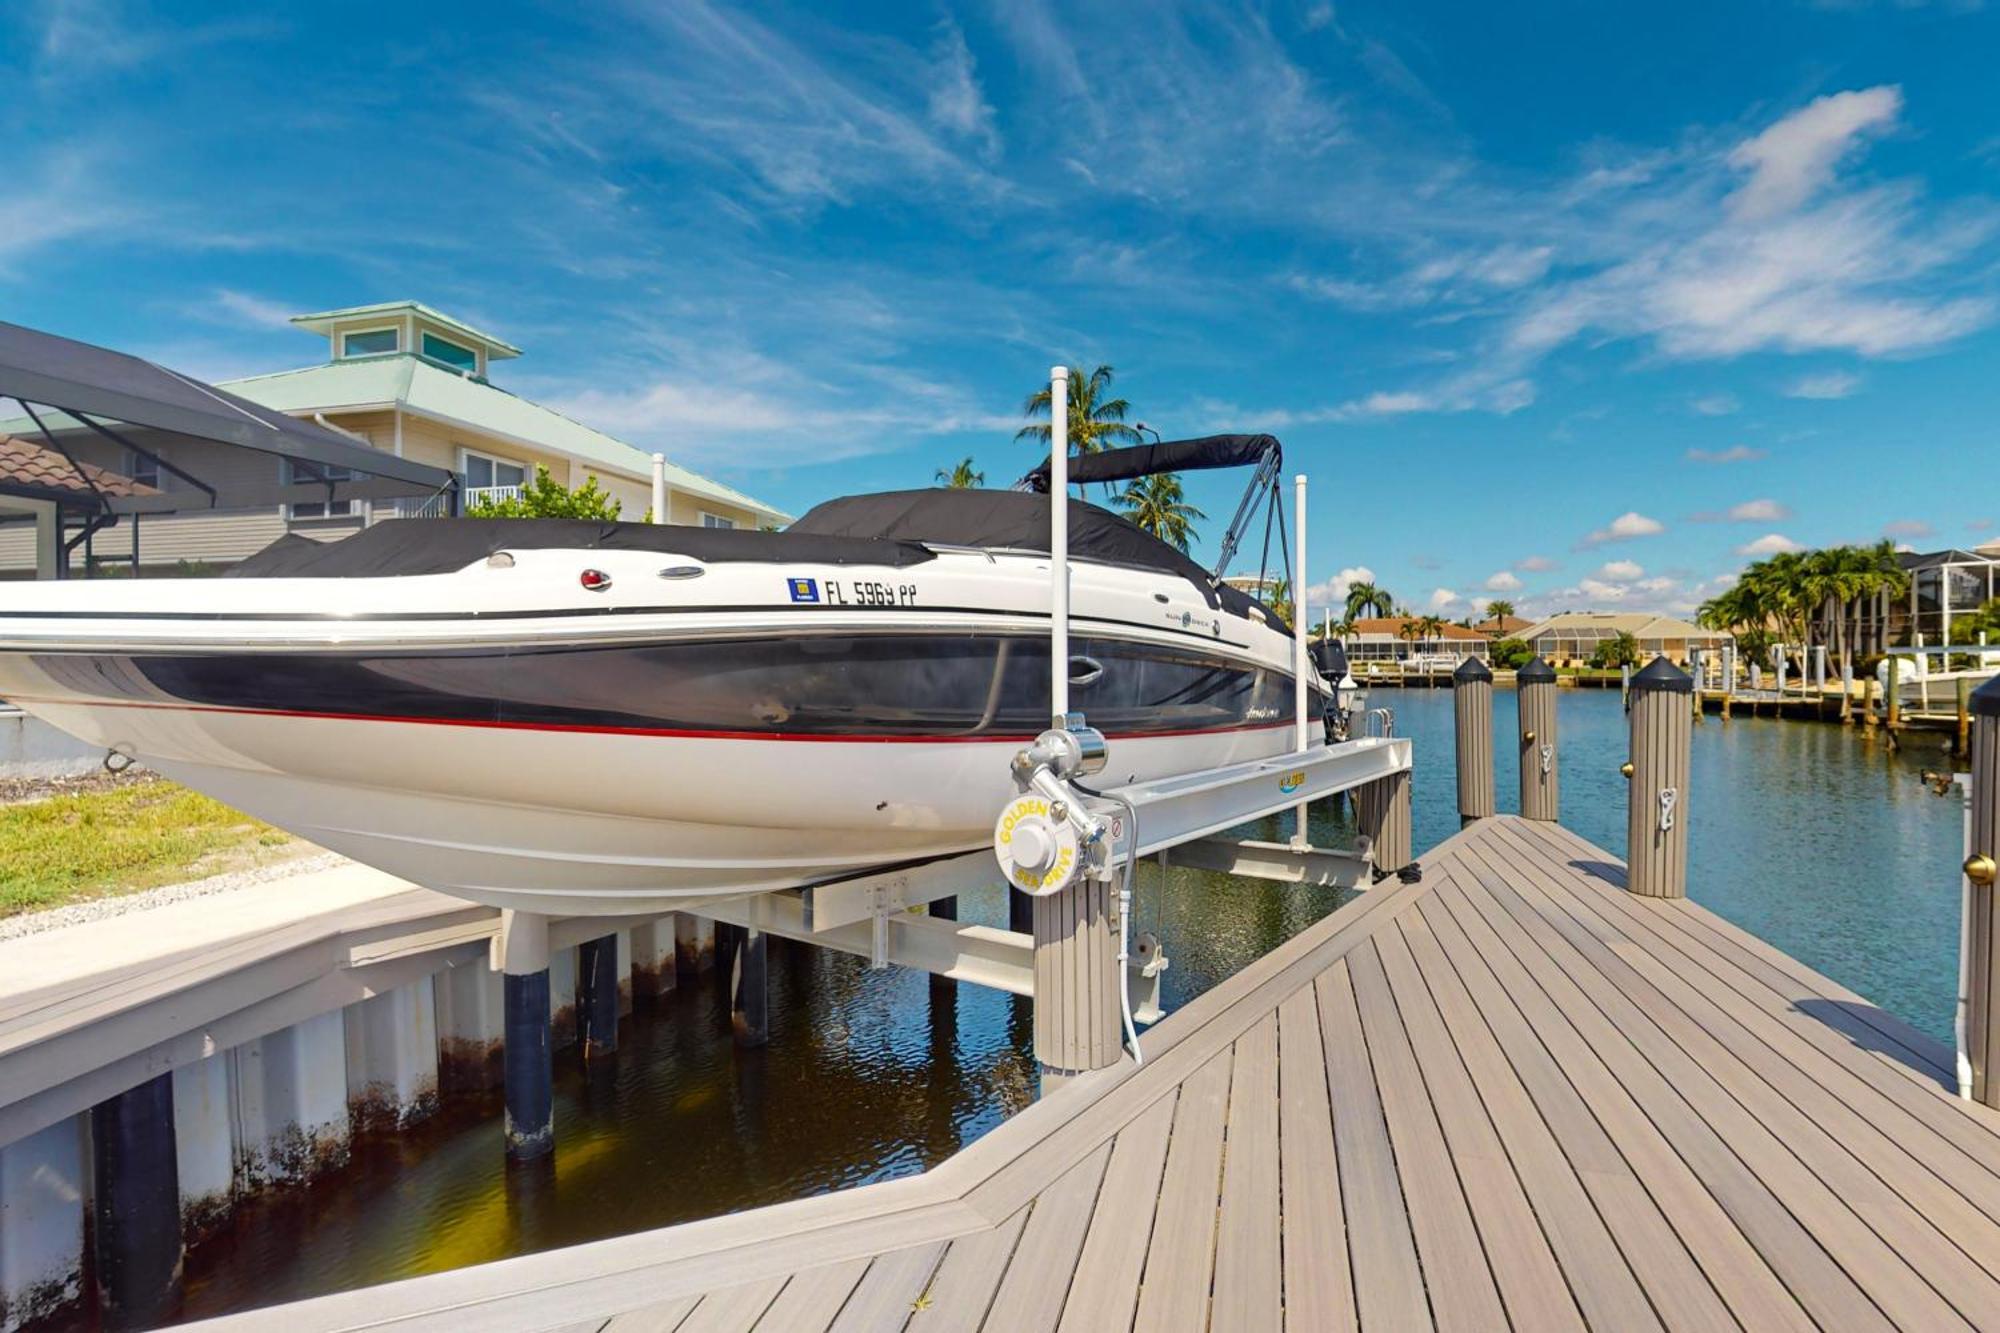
[178,689,1967,1319]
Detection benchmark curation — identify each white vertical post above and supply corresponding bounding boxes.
[1293,474,1310,847]
[650,453,667,525]
[1049,366,1070,723]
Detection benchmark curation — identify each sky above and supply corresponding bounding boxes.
[3,0,1998,626]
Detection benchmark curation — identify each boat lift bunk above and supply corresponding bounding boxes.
[703,370,1414,1046]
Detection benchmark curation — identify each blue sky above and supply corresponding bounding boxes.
[4,0,1997,624]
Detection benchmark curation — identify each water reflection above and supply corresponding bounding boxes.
[178,689,1964,1319]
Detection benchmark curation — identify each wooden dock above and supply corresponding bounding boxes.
[216,815,2000,1332]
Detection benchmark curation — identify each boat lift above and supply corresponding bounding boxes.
[702,368,1414,1086]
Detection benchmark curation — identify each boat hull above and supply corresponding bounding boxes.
[0,630,1304,915]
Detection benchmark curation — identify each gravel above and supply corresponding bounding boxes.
[0,849,351,943]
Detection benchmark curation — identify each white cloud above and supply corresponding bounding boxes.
[1726,87,1903,221]
[1690,392,1740,416]
[209,289,295,329]
[926,19,1000,157]
[1427,587,1461,611]
[1693,497,1793,523]
[1736,533,1805,556]
[1882,518,1935,540]
[1595,560,1644,582]
[1483,570,1523,592]
[1514,555,1557,572]
[1783,371,1862,399]
[1686,444,1767,464]
[1578,511,1666,548]
[1302,566,1378,620]
[1506,86,1993,366]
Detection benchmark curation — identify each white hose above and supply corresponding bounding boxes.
[1104,789,1145,1067]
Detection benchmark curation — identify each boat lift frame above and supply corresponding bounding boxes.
[700,368,1413,1037]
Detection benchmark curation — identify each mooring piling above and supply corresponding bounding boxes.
[90,1072,183,1329]
[1452,657,1495,827]
[731,927,769,1048]
[577,934,620,1060]
[1356,769,1414,882]
[1964,677,2000,1107]
[1518,656,1560,822]
[497,910,554,1164]
[1031,876,1120,1091]
[1626,657,1693,899]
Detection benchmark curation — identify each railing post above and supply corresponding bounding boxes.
[1356,769,1413,882]
[1625,657,1693,899]
[1964,677,2000,1106]
[1452,657,1494,826]
[1517,656,1559,822]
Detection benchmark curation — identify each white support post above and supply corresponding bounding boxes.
[1293,473,1310,848]
[1049,366,1069,723]
[650,453,668,525]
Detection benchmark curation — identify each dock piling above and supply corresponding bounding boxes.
[1517,656,1560,821]
[1032,874,1120,1091]
[1626,657,1693,900]
[89,1073,183,1329]
[1452,658,1495,826]
[1356,770,1414,881]
[731,927,769,1048]
[1965,678,2000,1107]
[577,934,620,1060]
[497,910,554,1163]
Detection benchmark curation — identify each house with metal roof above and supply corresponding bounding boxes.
[1515,611,1730,666]
[0,301,788,575]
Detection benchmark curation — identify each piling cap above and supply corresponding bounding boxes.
[1630,655,1693,694]
[1517,656,1556,683]
[1975,674,2000,719]
[1453,657,1493,684]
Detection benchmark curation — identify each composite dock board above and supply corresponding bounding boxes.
[199,816,2000,1332]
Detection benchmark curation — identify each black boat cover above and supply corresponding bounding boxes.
[1021,434,1279,492]
[790,489,1258,615]
[226,490,1261,618]
[225,518,938,578]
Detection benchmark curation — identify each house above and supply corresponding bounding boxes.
[1343,617,1489,665]
[1472,613,1533,639]
[0,301,788,575]
[1885,544,2000,647]
[1516,612,1729,667]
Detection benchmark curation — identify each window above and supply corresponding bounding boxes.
[284,459,356,520]
[701,512,737,530]
[422,333,478,372]
[124,448,160,489]
[461,449,528,492]
[340,328,398,358]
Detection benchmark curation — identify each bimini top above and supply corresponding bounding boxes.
[1020,434,1280,493]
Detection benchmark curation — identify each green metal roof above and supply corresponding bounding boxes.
[222,356,790,523]
[290,302,523,360]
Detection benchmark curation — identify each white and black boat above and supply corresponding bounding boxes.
[0,436,1329,914]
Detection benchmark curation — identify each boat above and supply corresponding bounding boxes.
[0,436,1330,915]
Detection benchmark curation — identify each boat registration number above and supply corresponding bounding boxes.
[826,580,917,607]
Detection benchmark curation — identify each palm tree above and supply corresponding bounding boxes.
[1699,540,1911,680]
[1396,617,1424,659]
[1265,576,1294,630]
[1416,613,1448,651]
[1345,582,1394,621]
[1484,599,1516,625]
[934,457,984,488]
[1118,472,1205,552]
[1017,366,1142,497]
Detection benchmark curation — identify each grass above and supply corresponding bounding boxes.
[0,776,299,918]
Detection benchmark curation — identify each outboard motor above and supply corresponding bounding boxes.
[1309,639,1360,743]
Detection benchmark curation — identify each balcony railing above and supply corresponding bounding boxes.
[464,486,523,509]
